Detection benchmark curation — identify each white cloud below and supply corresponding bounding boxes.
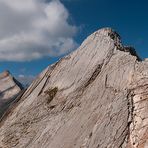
[0,0,77,61]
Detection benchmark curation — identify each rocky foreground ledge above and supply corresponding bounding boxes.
[0,28,147,148]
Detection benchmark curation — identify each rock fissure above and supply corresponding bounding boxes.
[84,63,104,89]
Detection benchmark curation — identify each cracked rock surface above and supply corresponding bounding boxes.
[0,28,147,148]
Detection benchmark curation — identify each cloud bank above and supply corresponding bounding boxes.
[0,0,77,61]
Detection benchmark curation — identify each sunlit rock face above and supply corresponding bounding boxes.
[0,70,23,118]
[0,28,147,148]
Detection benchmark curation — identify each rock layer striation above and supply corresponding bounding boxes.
[0,71,23,118]
[0,28,147,148]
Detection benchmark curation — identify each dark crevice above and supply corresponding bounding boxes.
[84,63,104,88]
[120,90,135,147]
[13,77,24,90]
[38,75,51,96]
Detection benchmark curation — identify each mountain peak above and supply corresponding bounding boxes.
[0,29,147,148]
[93,27,121,44]
[0,70,10,79]
[91,28,141,61]
[96,27,120,38]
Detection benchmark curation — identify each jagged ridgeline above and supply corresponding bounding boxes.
[0,28,147,148]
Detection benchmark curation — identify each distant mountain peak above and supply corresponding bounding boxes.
[0,70,23,118]
[0,70,10,78]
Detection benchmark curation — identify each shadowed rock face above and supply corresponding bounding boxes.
[0,28,147,148]
[0,71,23,118]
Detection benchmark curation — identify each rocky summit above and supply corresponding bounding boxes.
[0,28,147,148]
[0,70,23,119]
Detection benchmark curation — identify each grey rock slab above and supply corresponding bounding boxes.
[0,28,147,148]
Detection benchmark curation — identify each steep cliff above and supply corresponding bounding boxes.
[0,28,147,148]
[0,70,23,118]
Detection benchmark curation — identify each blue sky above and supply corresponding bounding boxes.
[0,0,148,79]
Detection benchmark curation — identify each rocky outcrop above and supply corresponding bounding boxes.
[0,71,23,118]
[0,28,147,148]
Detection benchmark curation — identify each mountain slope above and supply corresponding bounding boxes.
[0,28,147,148]
[0,70,23,118]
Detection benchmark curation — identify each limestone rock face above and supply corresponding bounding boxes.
[0,28,147,148]
[0,71,23,118]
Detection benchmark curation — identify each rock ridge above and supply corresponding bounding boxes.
[0,28,147,148]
